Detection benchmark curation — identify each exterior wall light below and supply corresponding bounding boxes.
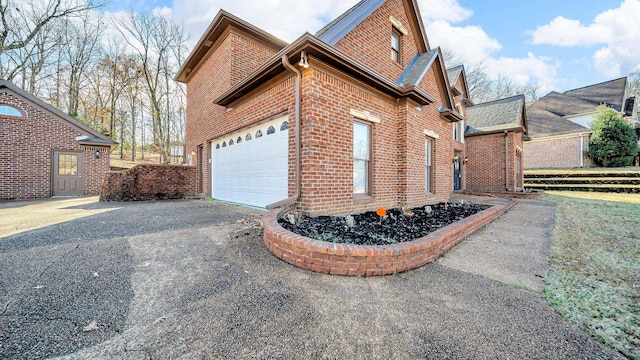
[298,51,309,68]
[94,150,100,159]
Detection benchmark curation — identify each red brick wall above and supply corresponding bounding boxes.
[100,164,196,201]
[185,30,280,196]
[298,66,451,216]
[466,131,524,192]
[524,134,590,168]
[334,0,419,83]
[0,91,110,199]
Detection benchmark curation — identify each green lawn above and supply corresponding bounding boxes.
[544,191,640,359]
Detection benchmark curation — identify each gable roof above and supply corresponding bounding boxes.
[465,94,527,136]
[525,106,590,138]
[175,10,288,83]
[525,77,628,138]
[0,80,116,146]
[316,0,430,53]
[563,77,627,112]
[396,48,461,121]
[213,33,436,107]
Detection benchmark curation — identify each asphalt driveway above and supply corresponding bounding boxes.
[0,198,622,359]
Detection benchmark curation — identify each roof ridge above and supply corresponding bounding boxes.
[563,76,626,95]
[315,0,368,37]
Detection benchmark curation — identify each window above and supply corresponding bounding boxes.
[353,121,371,194]
[454,105,464,142]
[280,121,289,131]
[267,125,275,135]
[229,139,234,146]
[0,105,21,117]
[58,154,78,175]
[246,133,252,141]
[425,138,433,193]
[255,130,263,138]
[391,28,401,63]
[216,143,220,149]
[222,141,226,147]
[453,121,464,142]
[237,136,242,144]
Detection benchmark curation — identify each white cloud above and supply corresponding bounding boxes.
[485,53,560,92]
[426,20,501,63]
[152,6,173,19]
[530,0,640,77]
[165,0,360,43]
[418,0,473,23]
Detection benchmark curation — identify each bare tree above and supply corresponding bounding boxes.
[59,12,104,117]
[117,12,187,163]
[0,0,104,54]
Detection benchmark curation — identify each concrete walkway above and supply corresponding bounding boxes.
[443,195,555,292]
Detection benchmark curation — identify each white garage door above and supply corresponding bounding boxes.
[211,116,289,208]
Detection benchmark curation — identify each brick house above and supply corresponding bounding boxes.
[0,80,116,199]
[176,0,482,216]
[524,77,638,168]
[465,95,528,192]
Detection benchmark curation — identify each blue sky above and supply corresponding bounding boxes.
[105,0,640,96]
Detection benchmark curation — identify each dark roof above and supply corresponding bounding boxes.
[525,107,589,138]
[317,0,429,53]
[563,77,627,112]
[446,65,463,86]
[396,49,438,86]
[316,0,384,44]
[465,94,526,135]
[0,80,116,146]
[526,77,628,138]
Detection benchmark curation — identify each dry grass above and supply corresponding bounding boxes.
[544,191,640,359]
[526,167,640,174]
[109,152,184,169]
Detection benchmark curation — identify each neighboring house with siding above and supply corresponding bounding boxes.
[176,0,518,215]
[465,94,528,192]
[524,77,638,169]
[0,80,116,199]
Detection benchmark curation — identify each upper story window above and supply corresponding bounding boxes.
[454,105,464,142]
[353,121,371,195]
[391,28,401,63]
[0,105,22,117]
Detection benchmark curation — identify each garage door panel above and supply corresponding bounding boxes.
[211,117,289,208]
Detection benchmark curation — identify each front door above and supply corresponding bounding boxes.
[52,151,84,196]
[453,152,462,191]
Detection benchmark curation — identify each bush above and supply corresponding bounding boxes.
[588,105,639,167]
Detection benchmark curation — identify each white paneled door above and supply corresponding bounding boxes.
[211,116,289,208]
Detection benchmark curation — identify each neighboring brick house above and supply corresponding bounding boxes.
[465,95,528,192]
[0,80,116,199]
[524,77,638,168]
[176,0,484,216]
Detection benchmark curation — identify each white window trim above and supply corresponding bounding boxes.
[350,109,380,123]
[423,129,439,139]
[389,16,408,35]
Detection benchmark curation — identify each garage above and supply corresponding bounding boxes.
[211,115,289,208]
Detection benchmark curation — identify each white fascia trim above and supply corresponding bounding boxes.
[350,109,380,123]
[424,129,439,139]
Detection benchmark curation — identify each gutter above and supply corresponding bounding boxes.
[266,55,302,209]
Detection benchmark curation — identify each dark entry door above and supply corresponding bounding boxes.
[52,151,84,196]
[453,152,462,191]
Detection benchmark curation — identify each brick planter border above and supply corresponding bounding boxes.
[263,200,517,276]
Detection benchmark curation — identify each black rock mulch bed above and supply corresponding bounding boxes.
[279,203,489,246]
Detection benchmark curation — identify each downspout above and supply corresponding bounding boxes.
[266,55,302,209]
[504,130,510,192]
[579,133,584,168]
